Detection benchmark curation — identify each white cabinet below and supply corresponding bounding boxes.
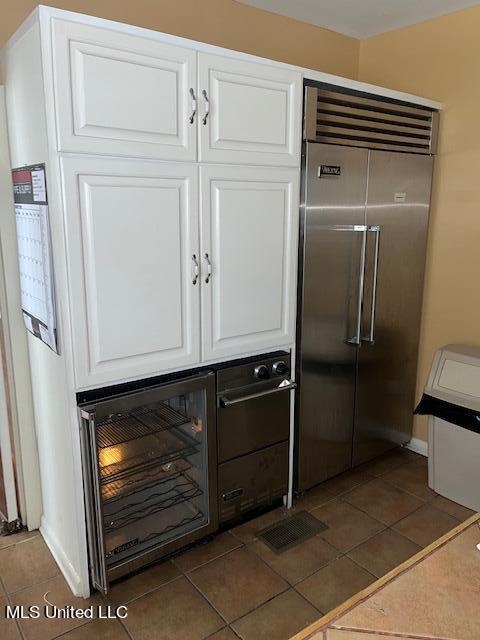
[61,157,298,387]
[61,157,200,388]
[51,19,302,167]
[200,165,299,360]
[53,20,197,161]
[198,53,302,166]
[44,16,302,387]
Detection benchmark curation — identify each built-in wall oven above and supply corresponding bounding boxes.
[78,371,217,593]
[216,353,295,524]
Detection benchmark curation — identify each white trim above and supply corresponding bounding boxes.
[14,5,445,111]
[0,326,17,522]
[0,86,42,529]
[40,517,89,597]
[404,436,428,457]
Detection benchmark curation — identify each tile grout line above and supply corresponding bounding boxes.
[388,501,463,541]
[345,551,384,581]
[291,583,325,618]
[296,453,420,513]
[338,491,428,530]
[293,513,480,640]
[0,531,40,551]
[172,537,244,575]
[1,574,27,640]
[247,532,342,589]
[103,568,184,607]
[182,563,232,628]
[2,570,63,598]
[99,591,135,640]
[185,542,301,630]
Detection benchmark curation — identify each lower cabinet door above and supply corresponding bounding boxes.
[200,165,299,361]
[61,157,200,388]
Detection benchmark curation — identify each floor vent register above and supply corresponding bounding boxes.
[256,510,328,553]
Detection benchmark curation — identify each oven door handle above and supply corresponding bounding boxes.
[219,381,296,407]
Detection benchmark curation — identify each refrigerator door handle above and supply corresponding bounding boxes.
[346,225,368,346]
[363,225,381,344]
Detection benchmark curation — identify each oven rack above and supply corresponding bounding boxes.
[96,403,192,449]
[103,475,203,532]
[101,458,192,503]
[99,427,199,483]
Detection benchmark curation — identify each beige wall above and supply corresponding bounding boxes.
[359,6,480,441]
[5,2,477,446]
[0,0,359,77]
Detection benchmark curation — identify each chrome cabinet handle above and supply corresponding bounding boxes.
[192,254,199,285]
[363,225,381,344]
[346,225,367,346]
[188,88,197,124]
[219,381,297,407]
[204,253,212,283]
[202,89,209,125]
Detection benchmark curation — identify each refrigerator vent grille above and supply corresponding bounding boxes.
[304,85,438,155]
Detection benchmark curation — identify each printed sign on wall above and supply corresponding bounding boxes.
[12,164,58,353]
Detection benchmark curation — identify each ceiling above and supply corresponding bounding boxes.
[236,0,480,38]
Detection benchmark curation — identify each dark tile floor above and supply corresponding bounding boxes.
[0,448,474,640]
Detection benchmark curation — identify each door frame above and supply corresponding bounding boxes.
[0,86,42,529]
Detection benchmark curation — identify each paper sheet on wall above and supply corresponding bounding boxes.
[12,164,58,353]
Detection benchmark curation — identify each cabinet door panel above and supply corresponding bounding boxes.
[62,158,200,388]
[53,19,197,161]
[200,165,299,360]
[198,53,302,166]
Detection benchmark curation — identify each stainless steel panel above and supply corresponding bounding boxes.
[79,371,218,591]
[316,103,432,129]
[316,124,430,146]
[430,111,440,154]
[79,414,108,594]
[313,136,430,155]
[317,87,433,119]
[353,151,433,465]
[316,113,431,137]
[218,442,288,523]
[304,86,318,141]
[296,143,368,492]
[216,353,290,393]
[304,84,437,155]
[217,383,290,462]
[218,380,295,407]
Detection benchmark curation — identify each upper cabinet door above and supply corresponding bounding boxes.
[61,157,200,389]
[52,19,197,161]
[198,53,302,166]
[200,165,299,361]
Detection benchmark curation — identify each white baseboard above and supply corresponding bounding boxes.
[40,517,89,598]
[404,437,428,457]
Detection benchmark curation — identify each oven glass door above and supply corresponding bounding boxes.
[80,372,216,592]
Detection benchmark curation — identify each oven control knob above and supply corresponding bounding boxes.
[272,361,290,377]
[254,364,270,380]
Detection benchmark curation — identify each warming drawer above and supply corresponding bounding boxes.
[217,381,291,462]
[218,442,289,524]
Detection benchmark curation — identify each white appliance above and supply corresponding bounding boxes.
[418,344,480,512]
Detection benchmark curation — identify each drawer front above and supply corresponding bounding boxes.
[52,19,197,161]
[218,442,288,523]
[217,389,290,462]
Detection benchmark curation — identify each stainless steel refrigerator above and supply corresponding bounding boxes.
[295,85,437,492]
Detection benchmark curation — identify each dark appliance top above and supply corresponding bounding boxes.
[217,353,291,394]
